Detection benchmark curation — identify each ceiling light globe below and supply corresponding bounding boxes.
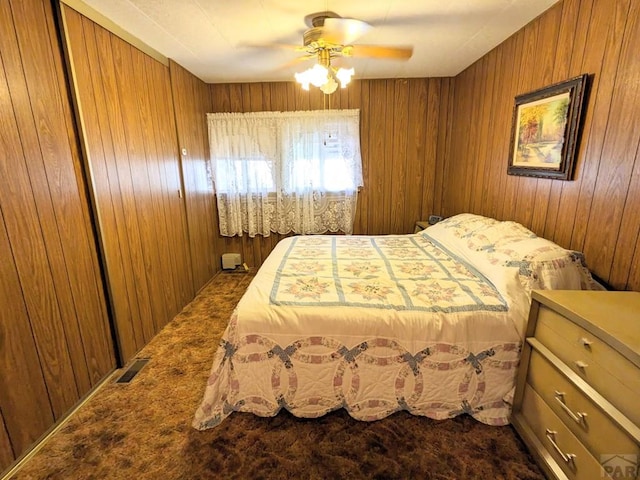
[336,67,355,88]
[294,70,310,88]
[309,64,329,87]
[320,76,338,94]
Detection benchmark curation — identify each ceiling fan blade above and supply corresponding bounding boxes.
[320,17,372,45]
[239,42,306,52]
[345,44,413,60]
[280,54,316,70]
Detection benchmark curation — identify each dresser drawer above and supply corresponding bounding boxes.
[534,305,640,425]
[521,384,613,480]
[527,348,639,461]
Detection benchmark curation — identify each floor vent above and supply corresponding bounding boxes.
[115,358,150,384]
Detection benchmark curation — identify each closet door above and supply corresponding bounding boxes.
[61,5,194,363]
[0,213,52,465]
[0,413,13,469]
[0,0,115,469]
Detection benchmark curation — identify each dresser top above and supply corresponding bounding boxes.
[531,290,640,366]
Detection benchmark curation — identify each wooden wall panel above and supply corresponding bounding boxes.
[485,51,508,215]
[406,80,428,232]
[43,2,114,390]
[367,80,388,234]
[434,78,454,217]
[354,81,370,234]
[553,0,618,249]
[64,13,142,359]
[390,80,409,233]
[0,0,115,468]
[111,37,162,343]
[61,5,194,362]
[583,0,639,286]
[463,56,484,214]
[439,0,640,291]
[0,413,13,469]
[169,60,219,288]
[153,58,195,308]
[527,6,562,235]
[468,54,491,215]
[488,35,519,222]
[12,0,114,391]
[542,0,591,241]
[208,78,452,266]
[0,210,53,464]
[0,2,79,419]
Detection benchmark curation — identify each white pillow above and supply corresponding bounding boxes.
[422,213,601,294]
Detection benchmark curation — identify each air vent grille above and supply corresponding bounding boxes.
[115,358,150,384]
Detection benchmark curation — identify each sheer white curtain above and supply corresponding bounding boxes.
[208,112,277,236]
[208,109,362,237]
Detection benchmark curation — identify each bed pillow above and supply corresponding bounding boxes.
[422,213,601,294]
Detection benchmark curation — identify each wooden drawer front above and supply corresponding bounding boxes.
[535,306,640,424]
[527,349,639,460]
[522,384,612,480]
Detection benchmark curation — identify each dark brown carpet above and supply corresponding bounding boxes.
[11,271,544,480]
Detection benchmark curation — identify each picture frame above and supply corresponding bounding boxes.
[507,74,589,180]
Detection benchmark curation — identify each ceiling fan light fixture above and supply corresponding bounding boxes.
[295,57,354,94]
[270,12,413,94]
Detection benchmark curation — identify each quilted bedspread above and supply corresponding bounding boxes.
[193,233,529,429]
[270,235,508,313]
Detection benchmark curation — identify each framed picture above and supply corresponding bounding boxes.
[507,74,589,180]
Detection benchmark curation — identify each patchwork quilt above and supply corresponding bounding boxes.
[193,233,528,429]
[193,212,602,431]
[270,235,508,313]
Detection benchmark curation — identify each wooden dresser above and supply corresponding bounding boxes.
[512,290,640,480]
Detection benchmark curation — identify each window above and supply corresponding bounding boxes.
[286,129,359,192]
[213,155,274,194]
[208,110,363,237]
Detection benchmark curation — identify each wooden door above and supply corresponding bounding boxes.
[0,0,115,469]
[60,5,195,363]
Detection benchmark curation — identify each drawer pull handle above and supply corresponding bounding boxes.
[554,391,588,427]
[545,429,576,467]
[574,360,589,370]
[580,337,593,348]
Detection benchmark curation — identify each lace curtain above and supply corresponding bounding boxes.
[208,109,363,237]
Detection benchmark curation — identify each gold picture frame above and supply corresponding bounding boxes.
[508,74,589,180]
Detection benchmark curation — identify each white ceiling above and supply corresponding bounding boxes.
[79,0,560,84]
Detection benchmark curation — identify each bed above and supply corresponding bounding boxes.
[193,213,600,429]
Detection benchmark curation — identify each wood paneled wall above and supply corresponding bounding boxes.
[440,0,640,291]
[0,416,12,471]
[169,60,219,290]
[61,5,194,362]
[0,0,115,470]
[2,0,637,473]
[209,79,453,267]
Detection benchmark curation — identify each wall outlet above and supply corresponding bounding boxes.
[428,215,443,225]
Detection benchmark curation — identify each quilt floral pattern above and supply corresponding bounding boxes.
[270,235,508,313]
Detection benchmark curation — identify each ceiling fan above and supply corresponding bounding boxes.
[273,12,413,93]
[298,12,413,61]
